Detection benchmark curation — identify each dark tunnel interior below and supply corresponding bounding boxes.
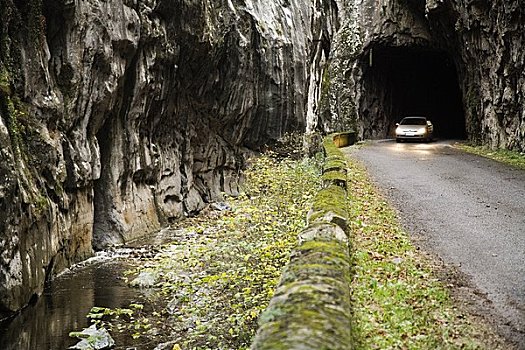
[364,45,466,139]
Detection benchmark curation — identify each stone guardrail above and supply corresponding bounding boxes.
[250,132,356,350]
[332,132,357,149]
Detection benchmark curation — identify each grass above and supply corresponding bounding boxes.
[344,151,507,349]
[455,143,525,170]
[80,153,322,349]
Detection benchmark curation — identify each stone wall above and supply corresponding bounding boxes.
[0,0,337,316]
[251,135,353,349]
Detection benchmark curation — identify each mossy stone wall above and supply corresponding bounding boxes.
[250,135,353,349]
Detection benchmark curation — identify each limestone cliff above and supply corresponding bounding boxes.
[0,0,337,316]
[326,0,524,151]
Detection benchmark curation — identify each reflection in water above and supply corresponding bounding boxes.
[0,261,137,350]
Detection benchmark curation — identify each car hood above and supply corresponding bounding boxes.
[397,125,426,130]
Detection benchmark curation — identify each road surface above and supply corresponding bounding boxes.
[346,140,525,348]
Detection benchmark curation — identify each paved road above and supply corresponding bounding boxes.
[346,140,525,348]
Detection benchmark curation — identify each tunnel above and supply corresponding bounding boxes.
[361,45,466,140]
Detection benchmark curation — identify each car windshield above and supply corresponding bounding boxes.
[400,117,426,126]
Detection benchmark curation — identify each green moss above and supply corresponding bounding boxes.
[309,185,349,223]
[290,262,341,272]
[315,137,350,220]
[254,275,352,349]
[0,69,50,215]
[34,193,49,213]
[280,264,348,286]
[1,93,27,160]
[323,156,347,172]
[0,89,19,148]
[295,240,349,261]
[0,68,10,95]
[325,154,346,163]
[253,224,353,348]
[0,73,40,163]
[258,306,287,324]
[321,170,347,185]
[323,136,341,157]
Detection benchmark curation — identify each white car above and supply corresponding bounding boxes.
[395,116,434,142]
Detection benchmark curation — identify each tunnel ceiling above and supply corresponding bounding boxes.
[363,45,466,139]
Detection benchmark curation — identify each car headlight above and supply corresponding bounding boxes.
[418,127,427,134]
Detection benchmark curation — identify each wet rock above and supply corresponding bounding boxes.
[129,271,157,288]
[210,202,231,211]
[69,325,115,350]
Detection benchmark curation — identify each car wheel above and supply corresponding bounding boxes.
[396,138,401,143]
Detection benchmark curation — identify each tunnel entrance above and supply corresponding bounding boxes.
[363,45,466,139]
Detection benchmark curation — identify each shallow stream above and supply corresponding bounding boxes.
[0,232,179,350]
[0,258,138,349]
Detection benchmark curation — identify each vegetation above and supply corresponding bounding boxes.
[78,153,322,349]
[0,69,21,154]
[0,71,50,214]
[72,140,508,350]
[456,143,525,170]
[345,152,507,349]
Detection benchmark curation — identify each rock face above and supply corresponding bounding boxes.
[326,0,525,151]
[0,0,337,316]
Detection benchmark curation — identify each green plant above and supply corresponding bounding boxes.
[0,68,10,95]
[456,143,525,170]
[84,304,152,340]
